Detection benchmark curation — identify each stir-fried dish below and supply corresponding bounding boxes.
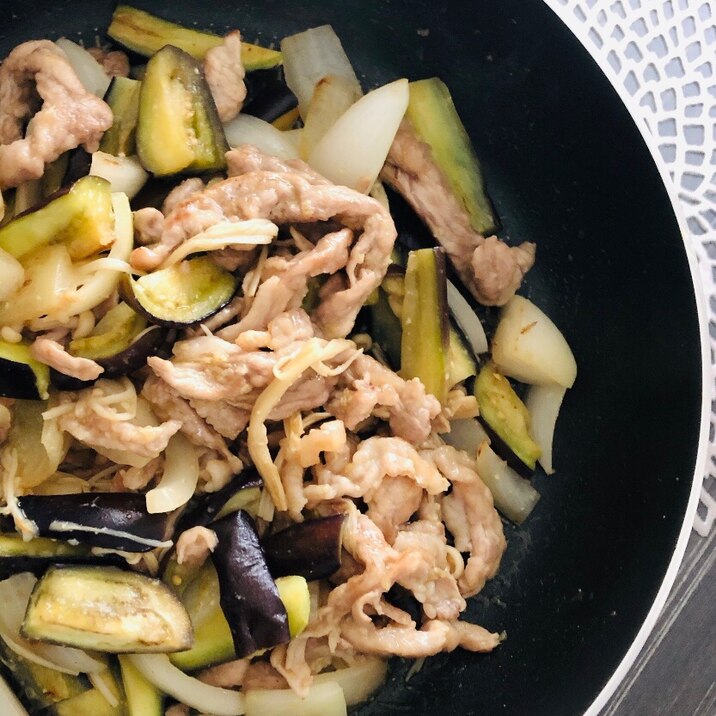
[0,6,577,715]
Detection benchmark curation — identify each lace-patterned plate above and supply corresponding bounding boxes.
[542,0,716,534]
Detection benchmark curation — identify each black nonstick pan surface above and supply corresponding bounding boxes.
[0,1,707,714]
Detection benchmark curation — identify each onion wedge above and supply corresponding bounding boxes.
[491,295,577,388]
[309,79,409,193]
[280,25,361,116]
[525,383,567,474]
[223,115,300,160]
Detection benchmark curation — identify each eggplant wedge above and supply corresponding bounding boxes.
[100,76,142,157]
[164,559,236,671]
[0,176,114,261]
[0,637,90,713]
[17,493,178,552]
[68,302,175,380]
[405,78,498,235]
[120,256,238,328]
[274,575,310,638]
[108,4,282,69]
[136,45,228,176]
[475,361,541,474]
[174,471,262,534]
[0,534,92,576]
[211,510,289,658]
[262,514,346,581]
[0,340,50,400]
[400,248,449,403]
[22,565,193,653]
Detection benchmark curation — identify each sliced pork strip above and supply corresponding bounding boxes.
[226,144,331,185]
[175,525,218,570]
[327,353,442,444]
[223,227,352,336]
[30,337,103,382]
[161,177,206,215]
[364,474,423,543]
[435,446,506,597]
[133,207,165,246]
[87,47,130,78]
[203,31,246,123]
[382,123,535,306]
[0,40,112,189]
[55,385,181,460]
[131,161,396,338]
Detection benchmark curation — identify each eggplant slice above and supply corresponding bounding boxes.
[17,493,179,552]
[211,510,289,658]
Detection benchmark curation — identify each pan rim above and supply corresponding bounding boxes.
[540,2,712,714]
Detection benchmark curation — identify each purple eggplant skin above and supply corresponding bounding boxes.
[262,514,346,582]
[174,470,261,534]
[100,326,177,379]
[243,68,298,124]
[62,146,93,187]
[16,493,179,552]
[211,510,289,658]
[49,328,177,390]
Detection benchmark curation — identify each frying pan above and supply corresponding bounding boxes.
[0,1,708,714]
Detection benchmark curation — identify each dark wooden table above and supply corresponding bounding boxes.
[604,528,716,716]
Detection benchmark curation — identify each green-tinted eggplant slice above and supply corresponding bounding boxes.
[0,176,113,261]
[120,256,238,328]
[136,44,228,176]
[0,341,50,400]
[108,4,282,69]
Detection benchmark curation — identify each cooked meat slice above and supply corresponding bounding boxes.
[327,353,442,444]
[162,177,206,215]
[0,401,12,445]
[382,123,535,306]
[226,144,331,185]
[341,617,500,656]
[30,337,103,382]
[189,398,249,440]
[87,47,130,78]
[133,207,165,246]
[365,474,422,543]
[203,31,246,123]
[471,235,535,306]
[242,661,290,691]
[175,526,218,570]
[225,227,353,336]
[131,153,396,338]
[115,456,162,490]
[0,40,112,189]
[393,519,465,621]
[198,658,250,688]
[142,374,240,462]
[436,446,506,597]
[55,380,181,460]
[308,436,449,507]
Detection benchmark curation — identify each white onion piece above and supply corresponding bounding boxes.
[491,295,577,388]
[89,669,120,707]
[525,383,567,475]
[66,192,133,316]
[145,432,199,514]
[447,280,488,355]
[223,115,300,160]
[300,74,362,159]
[309,79,409,193]
[56,38,111,98]
[128,654,245,716]
[475,437,540,525]
[0,248,24,301]
[90,152,148,200]
[0,573,106,675]
[313,658,388,707]
[245,681,346,716]
[280,25,361,117]
[443,418,490,455]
